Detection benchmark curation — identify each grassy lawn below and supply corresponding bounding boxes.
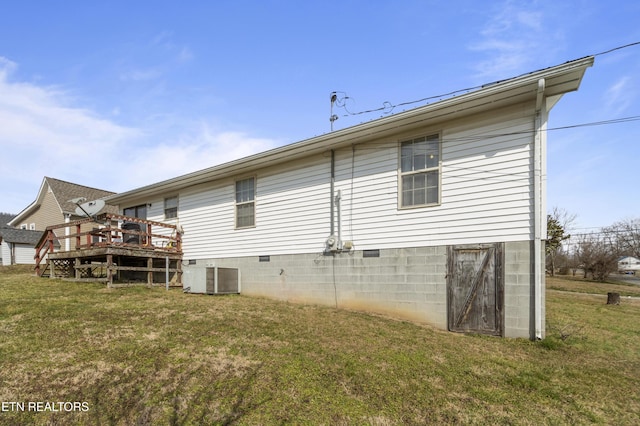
[1,265,639,425]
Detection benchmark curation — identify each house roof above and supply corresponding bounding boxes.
[9,177,118,226]
[0,226,44,246]
[108,56,594,206]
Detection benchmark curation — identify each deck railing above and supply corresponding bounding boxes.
[34,213,182,276]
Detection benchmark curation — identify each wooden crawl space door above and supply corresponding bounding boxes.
[447,243,504,336]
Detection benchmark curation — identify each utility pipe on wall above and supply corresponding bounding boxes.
[335,190,342,250]
[330,149,335,238]
[533,78,546,340]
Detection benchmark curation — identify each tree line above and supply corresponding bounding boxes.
[546,207,639,281]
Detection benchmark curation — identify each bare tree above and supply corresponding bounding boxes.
[576,232,618,281]
[603,218,640,259]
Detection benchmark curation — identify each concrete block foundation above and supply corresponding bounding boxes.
[184,240,540,339]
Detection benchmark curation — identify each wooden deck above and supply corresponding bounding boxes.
[35,214,183,287]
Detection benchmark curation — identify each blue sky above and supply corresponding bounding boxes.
[1,0,638,231]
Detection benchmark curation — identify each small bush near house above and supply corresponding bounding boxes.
[0,267,639,424]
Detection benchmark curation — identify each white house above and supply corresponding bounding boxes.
[0,227,44,266]
[107,56,594,340]
[618,256,640,273]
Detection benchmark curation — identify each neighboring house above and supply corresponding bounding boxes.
[0,213,16,265]
[0,227,44,265]
[618,256,640,273]
[8,177,117,251]
[107,57,594,340]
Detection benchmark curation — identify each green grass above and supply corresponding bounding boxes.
[1,266,639,425]
[547,274,640,297]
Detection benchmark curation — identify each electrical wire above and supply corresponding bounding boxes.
[593,41,640,57]
[330,115,640,152]
[333,41,640,120]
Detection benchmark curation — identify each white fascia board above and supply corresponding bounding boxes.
[8,177,50,226]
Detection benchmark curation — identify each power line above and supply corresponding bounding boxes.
[332,41,640,120]
[333,114,640,153]
[593,41,640,57]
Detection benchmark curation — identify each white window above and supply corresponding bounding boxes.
[29,223,36,230]
[235,177,255,228]
[400,134,440,207]
[20,224,28,230]
[164,196,178,219]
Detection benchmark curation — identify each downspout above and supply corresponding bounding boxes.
[533,78,546,340]
[64,213,71,251]
[335,190,342,250]
[330,149,335,237]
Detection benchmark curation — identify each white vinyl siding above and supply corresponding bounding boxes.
[136,103,537,259]
[1,242,36,265]
[176,157,330,259]
[13,244,36,264]
[0,241,9,266]
[332,107,535,250]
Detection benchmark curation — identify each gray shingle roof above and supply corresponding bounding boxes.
[0,227,44,245]
[45,177,118,215]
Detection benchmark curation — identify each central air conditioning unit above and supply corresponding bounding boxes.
[183,267,240,295]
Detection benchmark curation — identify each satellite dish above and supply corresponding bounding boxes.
[74,199,106,217]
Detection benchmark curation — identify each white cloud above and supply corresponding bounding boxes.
[603,76,635,116]
[123,124,280,190]
[177,46,193,63]
[119,68,162,82]
[469,1,562,81]
[0,58,280,213]
[151,31,194,64]
[0,56,17,78]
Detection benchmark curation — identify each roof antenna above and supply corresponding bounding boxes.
[330,91,339,131]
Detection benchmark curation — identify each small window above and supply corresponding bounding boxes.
[164,196,178,219]
[29,223,36,230]
[123,204,147,219]
[20,224,28,230]
[235,177,255,228]
[400,134,440,207]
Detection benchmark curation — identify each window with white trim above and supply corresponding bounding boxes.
[123,204,147,219]
[164,196,178,219]
[235,177,255,228]
[400,134,440,207]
